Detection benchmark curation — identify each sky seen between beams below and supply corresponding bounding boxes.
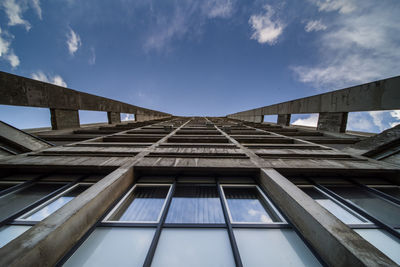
[0,0,399,132]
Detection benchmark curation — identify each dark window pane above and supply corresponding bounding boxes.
[166,186,224,223]
[109,186,169,222]
[373,187,400,200]
[0,183,64,222]
[301,187,368,224]
[328,186,400,227]
[224,187,280,223]
[0,183,19,192]
[21,184,90,221]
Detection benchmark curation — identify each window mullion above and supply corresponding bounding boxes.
[217,181,243,267]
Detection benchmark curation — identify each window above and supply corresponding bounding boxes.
[222,186,283,223]
[298,178,400,264]
[300,186,369,224]
[105,185,170,223]
[165,185,224,224]
[0,174,94,249]
[61,177,322,267]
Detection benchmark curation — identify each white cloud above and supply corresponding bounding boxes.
[292,114,318,127]
[304,20,327,32]
[0,28,20,68]
[121,114,135,121]
[293,0,400,90]
[2,0,31,30]
[31,71,67,87]
[66,28,81,55]
[310,0,355,14]
[203,0,234,18]
[249,5,284,45]
[89,46,96,65]
[31,0,42,20]
[390,110,400,121]
[144,1,235,52]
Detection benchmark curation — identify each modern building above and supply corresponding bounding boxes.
[0,71,400,266]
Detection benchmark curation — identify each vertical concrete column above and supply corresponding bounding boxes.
[259,169,395,266]
[277,114,291,126]
[317,112,348,132]
[50,108,80,130]
[107,111,121,124]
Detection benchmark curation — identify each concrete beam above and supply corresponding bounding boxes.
[0,167,135,266]
[0,71,170,117]
[317,112,348,133]
[259,169,396,266]
[0,121,52,151]
[107,111,121,124]
[277,114,291,126]
[228,76,400,119]
[50,109,80,130]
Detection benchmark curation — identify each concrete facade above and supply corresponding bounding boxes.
[277,114,291,126]
[107,112,121,124]
[0,71,170,130]
[50,109,80,130]
[317,112,348,133]
[0,73,400,266]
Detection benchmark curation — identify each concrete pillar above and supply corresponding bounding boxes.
[50,108,79,130]
[277,114,291,126]
[317,112,348,133]
[107,111,121,124]
[259,169,395,266]
[136,114,154,122]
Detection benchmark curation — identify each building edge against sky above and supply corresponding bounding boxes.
[0,71,400,266]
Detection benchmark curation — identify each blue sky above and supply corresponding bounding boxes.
[0,0,399,132]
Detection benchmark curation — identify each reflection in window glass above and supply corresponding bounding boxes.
[0,225,31,248]
[0,183,19,192]
[355,229,400,264]
[0,183,64,222]
[301,187,368,224]
[64,228,155,267]
[234,229,322,267]
[151,229,235,267]
[372,187,400,200]
[328,186,400,227]
[166,186,224,223]
[224,187,279,223]
[108,186,169,222]
[21,185,89,221]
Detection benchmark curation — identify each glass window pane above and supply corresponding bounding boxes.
[21,184,90,221]
[328,186,400,227]
[355,229,400,264]
[372,187,400,200]
[0,182,19,192]
[234,229,322,267]
[0,225,31,248]
[301,187,368,224]
[64,228,155,267]
[151,229,235,267]
[0,183,65,222]
[108,186,169,222]
[166,186,224,223]
[224,187,280,223]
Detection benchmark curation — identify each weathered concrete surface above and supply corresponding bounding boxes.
[277,114,291,126]
[0,167,135,267]
[107,111,121,124]
[344,125,400,165]
[317,112,348,133]
[259,168,396,267]
[228,76,400,120]
[50,109,80,130]
[0,71,170,117]
[0,121,52,152]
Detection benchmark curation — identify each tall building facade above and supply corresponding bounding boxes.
[0,72,400,266]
